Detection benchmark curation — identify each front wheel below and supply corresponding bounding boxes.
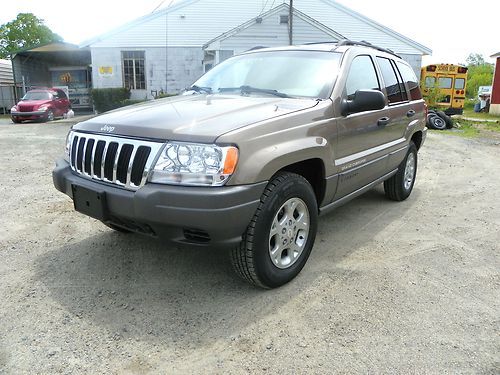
[231,172,318,289]
[384,142,418,201]
[45,110,54,122]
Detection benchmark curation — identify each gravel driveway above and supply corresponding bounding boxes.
[0,122,499,374]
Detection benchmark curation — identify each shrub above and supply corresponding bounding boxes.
[155,92,178,99]
[91,88,131,113]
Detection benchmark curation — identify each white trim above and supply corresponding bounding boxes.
[335,138,406,166]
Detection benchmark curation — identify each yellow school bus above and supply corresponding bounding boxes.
[420,64,468,115]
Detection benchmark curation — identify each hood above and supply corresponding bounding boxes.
[17,100,51,108]
[73,94,319,143]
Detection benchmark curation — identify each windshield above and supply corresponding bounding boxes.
[22,91,52,101]
[192,50,342,99]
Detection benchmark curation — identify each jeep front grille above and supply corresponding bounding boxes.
[69,132,164,190]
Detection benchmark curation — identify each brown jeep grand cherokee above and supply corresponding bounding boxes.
[53,41,427,288]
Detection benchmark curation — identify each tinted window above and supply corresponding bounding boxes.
[22,91,52,101]
[57,90,68,99]
[438,77,452,89]
[345,55,379,100]
[455,78,465,89]
[396,61,422,100]
[376,57,407,104]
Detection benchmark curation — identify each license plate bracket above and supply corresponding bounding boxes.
[72,184,107,221]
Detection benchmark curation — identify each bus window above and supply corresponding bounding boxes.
[438,77,452,89]
[455,78,465,89]
[425,76,435,88]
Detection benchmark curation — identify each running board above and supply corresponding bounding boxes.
[319,169,398,216]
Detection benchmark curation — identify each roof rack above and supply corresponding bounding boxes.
[336,40,401,58]
[305,39,401,58]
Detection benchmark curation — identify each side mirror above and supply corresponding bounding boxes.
[341,89,386,116]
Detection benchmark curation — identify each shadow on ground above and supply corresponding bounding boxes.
[34,186,416,347]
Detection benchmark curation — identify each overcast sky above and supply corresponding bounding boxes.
[0,0,497,65]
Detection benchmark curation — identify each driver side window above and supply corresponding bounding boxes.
[345,55,380,100]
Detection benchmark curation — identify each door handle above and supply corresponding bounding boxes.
[377,117,390,126]
[407,109,416,117]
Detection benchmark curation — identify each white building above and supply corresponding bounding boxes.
[0,59,15,113]
[81,0,431,99]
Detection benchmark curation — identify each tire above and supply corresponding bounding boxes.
[11,117,21,124]
[230,172,318,289]
[103,222,131,233]
[436,110,453,129]
[427,114,446,130]
[45,110,54,122]
[384,142,418,201]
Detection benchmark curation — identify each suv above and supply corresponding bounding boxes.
[11,88,71,123]
[53,41,426,288]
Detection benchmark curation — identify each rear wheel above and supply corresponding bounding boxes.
[231,172,318,288]
[384,142,418,201]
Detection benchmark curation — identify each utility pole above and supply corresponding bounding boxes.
[289,0,293,45]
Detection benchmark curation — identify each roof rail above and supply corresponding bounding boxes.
[336,39,401,58]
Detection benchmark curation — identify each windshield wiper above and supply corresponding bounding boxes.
[185,85,212,94]
[218,85,291,98]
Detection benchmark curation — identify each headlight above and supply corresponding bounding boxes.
[38,105,49,111]
[10,106,17,112]
[64,131,73,161]
[149,142,239,186]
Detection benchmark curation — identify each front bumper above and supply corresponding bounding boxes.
[11,110,47,117]
[53,159,267,247]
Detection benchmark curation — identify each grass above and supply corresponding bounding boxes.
[439,120,480,138]
[462,108,500,121]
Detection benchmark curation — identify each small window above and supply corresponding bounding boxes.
[438,77,452,89]
[57,90,68,99]
[455,78,465,89]
[376,57,407,104]
[345,55,380,101]
[280,15,289,24]
[424,76,435,88]
[122,51,146,90]
[396,61,422,100]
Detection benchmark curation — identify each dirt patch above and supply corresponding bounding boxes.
[0,123,499,373]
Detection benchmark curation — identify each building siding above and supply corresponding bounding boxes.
[217,12,339,53]
[91,46,203,97]
[88,0,429,56]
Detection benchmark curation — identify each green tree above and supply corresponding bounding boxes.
[0,13,62,58]
[466,53,485,66]
[465,54,494,98]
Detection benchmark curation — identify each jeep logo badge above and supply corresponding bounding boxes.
[100,125,115,133]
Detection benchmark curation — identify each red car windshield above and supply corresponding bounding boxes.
[22,91,52,101]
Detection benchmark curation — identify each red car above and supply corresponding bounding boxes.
[11,89,71,123]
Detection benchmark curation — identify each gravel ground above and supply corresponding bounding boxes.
[0,121,499,374]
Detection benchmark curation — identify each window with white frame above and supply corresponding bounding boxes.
[122,51,146,90]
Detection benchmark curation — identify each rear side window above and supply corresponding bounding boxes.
[396,61,422,100]
[345,55,380,100]
[57,90,68,99]
[376,57,408,104]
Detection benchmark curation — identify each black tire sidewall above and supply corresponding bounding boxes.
[399,143,418,198]
[251,175,318,288]
[429,115,446,130]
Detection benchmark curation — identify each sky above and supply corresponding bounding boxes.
[0,0,498,65]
